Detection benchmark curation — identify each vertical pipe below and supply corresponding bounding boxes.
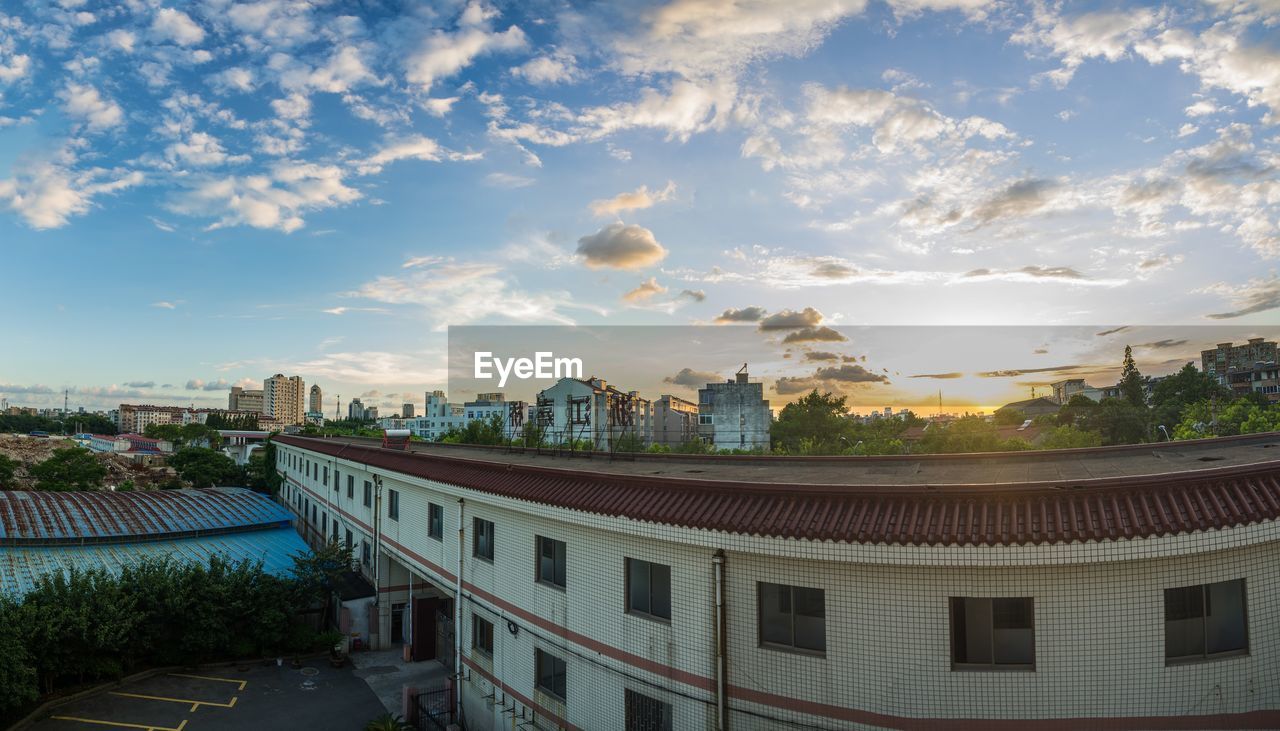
[373,475,382,647]
[713,550,727,731]
[455,498,465,723]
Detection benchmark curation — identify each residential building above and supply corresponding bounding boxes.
[401,391,466,441]
[696,365,771,451]
[1,488,308,599]
[1050,378,1110,404]
[1202,338,1279,384]
[275,432,1280,731]
[463,393,530,441]
[1228,362,1280,403]
[228,386,264,413]
[535,377,652,450]
[995,396,1061,420]
[264,374,306,426]
[402,403,415,418]
[309,385,323,414]
[652,394,699,446]
[116,403,186,434]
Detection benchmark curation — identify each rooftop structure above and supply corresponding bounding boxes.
[0,487,308,597]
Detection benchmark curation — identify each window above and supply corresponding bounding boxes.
[536,536,567,588]
[626,559,672,620]
[321,512,327,534]
[625,689,673,731]
[331,520,338,542]
[323,466,328,485]
[534,649,566,701]
[361,541,371,567]
[472,615,494,657]
[1165,579,1248,662]
[345,529,353,550]
[363,480,372,507]
[388,489,399,521]
[428,503,443,540]
[758,582,825,653]
[950,597,1035,669]
[333,470,339,493]
[698,414,713,425]
[474,518,494,561]
[347,475,354,499]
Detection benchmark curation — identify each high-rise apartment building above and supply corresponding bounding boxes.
[402,403,415,418]
[1202,338,1279,383]
[263,374,306,426]
[309,385,323,414]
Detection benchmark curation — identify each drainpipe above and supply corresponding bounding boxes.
[454,498,465,723]
[373,475,383,647]
[713,550,727,731]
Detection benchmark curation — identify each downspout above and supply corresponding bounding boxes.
[454,498,465,723]
[713,550,727,731]
[373,475,383,646]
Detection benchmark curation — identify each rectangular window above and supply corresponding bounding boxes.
[1165,579,1248,662]
[347,475,354,499]
[361,541,370,567]
[428,503,443,540]
[625,689,673,731]
[323,466,328,485]
[950,597,1035,669]
[363,480,372,508]
[345,529,353,550]
[472,615,494,657]
[333,470,339,493]
[388,489,399,521]
[331,520,338,542]
[626,559,672,620]
[758,582,825,653]
[534,649,566,701]
[536,536,567,589]
[474,517,494,561]
[321,512,327,534]
[698,414,713,425]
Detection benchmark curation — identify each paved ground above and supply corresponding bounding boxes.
[26,661,387,731]
[350,647,449,718]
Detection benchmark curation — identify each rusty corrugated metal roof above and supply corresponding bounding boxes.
[277,435,1280,546]
[0,487,292,543]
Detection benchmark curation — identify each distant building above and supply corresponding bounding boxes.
[1228,362,1280,403]
[402,403,415,418]
[309,385,323,414]
[996,397,1061,420]
[116,404,186,433]
[461,393,530,440]
[697,366,771,451]
[264,374,306,426]
[652,394,699,446]
[1049,379,1110,404]
[1202,338,1279,384]
[228,387,264,413]
[348,398,366,421]
[400,391,465,441]
[535,377,652,450]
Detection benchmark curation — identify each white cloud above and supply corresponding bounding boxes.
[270,92,311,122]
[405,2,526,90]
[576,222,668,269]
[622,277,668,303]
[0,162,142,229]
[1012,6,1160,88]
[59,82,124,131]
[512,52,579,85]
[151,8,206,47]
[104,29,136,54]
[0,51,29,83]
[210,67,255,93]
[169,162,360,232]
[590,181,676,217]
[1176,123,1199,138]
[355,134,479,175]
[422,96,459,117]
[484,172,535,188]
[164,131,249,168]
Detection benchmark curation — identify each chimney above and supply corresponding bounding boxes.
[736,370,748,384]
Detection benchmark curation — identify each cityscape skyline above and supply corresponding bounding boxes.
[3,1,1280,411]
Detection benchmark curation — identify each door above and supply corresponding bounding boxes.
[412,597,439,661]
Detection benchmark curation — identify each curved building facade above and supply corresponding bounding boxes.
[273,434,1280,730]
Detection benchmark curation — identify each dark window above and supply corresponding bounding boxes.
[950,597,1035,669]
[626,559,672,620]
[472,615,494,656]
[334,470,339,492]
[535,649,566,701]
[363,480,372,507]
[347,475,354,499]
[331,520,338,542]
[361,541,371,567]
[758,582,825,653]
[323,466,328,485]
[321,512,327,534]
[625,689,673,731]
[388,489,399,521]
[345,529,353,550]
[428,503,443,540]
[1165,579,1248,662]
[536,536,566,588]
[474,518,494,561]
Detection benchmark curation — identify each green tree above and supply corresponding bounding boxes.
[0,597,37,714]
[1150,363,1228,409]
[289,542,354,629]
[169,447,244,488]
[994,408,1028,426]
[770,390,853,454]
[1039,425,1104,450]
[918,416,1020,453]
[440,413,506,446]
[1080,398,1149,445]
[30,447,107,491]
[0,454,17,487]
[1119,345,1146,407]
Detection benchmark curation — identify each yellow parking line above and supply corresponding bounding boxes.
[49,716,187,731]
[167,673,249,691]
[108,691,238,712]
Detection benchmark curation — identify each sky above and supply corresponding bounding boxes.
[1,0,1278,414]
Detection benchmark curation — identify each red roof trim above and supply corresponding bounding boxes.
[276,436,1280,547]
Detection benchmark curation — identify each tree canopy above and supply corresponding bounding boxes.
[168,447,244,488]
[29,447,106,491]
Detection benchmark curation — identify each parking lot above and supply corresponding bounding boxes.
[27,662,387,731]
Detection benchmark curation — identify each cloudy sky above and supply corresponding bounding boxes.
[1,0,1278,413]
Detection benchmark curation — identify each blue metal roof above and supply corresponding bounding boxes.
[0,487,293,543]
[0,526,310,597]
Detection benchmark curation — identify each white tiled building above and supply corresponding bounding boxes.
[275,433,1280,731]
[535,377,652,450]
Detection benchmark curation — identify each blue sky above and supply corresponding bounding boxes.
[1,0,1278,412]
